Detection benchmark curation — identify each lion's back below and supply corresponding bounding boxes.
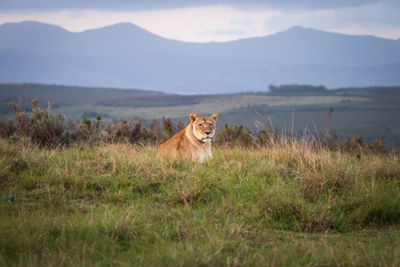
[156,129,186,157]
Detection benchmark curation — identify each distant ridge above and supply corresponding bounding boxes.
[1,21,400,93]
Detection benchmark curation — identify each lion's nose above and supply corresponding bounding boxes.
[205,131,211,135]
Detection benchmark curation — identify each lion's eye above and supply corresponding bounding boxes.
[209,123,213,126]
[199,123,203,127]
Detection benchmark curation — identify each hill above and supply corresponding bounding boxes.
[1,21,400,93]
[1,83,400,145]
[0,83,190,117]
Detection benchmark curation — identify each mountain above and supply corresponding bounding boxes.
[1,21,400,93]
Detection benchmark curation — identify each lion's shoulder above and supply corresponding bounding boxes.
[157,127,188,156]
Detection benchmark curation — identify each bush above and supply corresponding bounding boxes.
[0,100,397,153]
[7,100,66,147]
[215,124,254,147]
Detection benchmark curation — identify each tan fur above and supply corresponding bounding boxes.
[157,113,218,163]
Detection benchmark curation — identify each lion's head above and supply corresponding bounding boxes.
[190,113,218,143]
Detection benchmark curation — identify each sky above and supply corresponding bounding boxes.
[0,0,399,42]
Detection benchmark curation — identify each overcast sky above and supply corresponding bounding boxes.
[1,0,399,42]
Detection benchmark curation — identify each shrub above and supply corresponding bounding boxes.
[7,100,66,147]
[0,100,397,153]
[215,124,254,147]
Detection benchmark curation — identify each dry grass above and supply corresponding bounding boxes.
[0,137,399,266]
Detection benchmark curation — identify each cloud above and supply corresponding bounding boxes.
[0,0,379,12]
[0,5,280,42]
[0,1,399,42]
[198,28,249,37]
[263,1,400,39]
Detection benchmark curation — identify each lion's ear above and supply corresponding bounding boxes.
[210,113,218,122]
[190,113,199,123]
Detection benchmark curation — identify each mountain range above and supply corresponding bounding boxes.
[1,21,400,94]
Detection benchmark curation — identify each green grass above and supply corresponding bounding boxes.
[1,139,399,265]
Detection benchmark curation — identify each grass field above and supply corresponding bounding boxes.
[0,83,366,121]
[1,138,399,265]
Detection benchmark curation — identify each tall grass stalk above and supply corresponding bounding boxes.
[1,138,399,266]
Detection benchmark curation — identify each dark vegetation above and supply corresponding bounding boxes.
[269,84,329,95]
[0,100,397,155]
[0,100,184,147]
[0,83,166,113]
[95,94,199,107]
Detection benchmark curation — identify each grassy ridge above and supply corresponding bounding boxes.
[1,139,399,265]
[2,83,400,146]
[220,87,400,145]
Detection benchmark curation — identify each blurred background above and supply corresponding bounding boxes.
[0,0,399,145]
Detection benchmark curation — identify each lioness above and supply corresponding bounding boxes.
[157,113,218,163]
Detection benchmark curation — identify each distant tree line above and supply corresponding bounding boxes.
[269,84,328,96]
